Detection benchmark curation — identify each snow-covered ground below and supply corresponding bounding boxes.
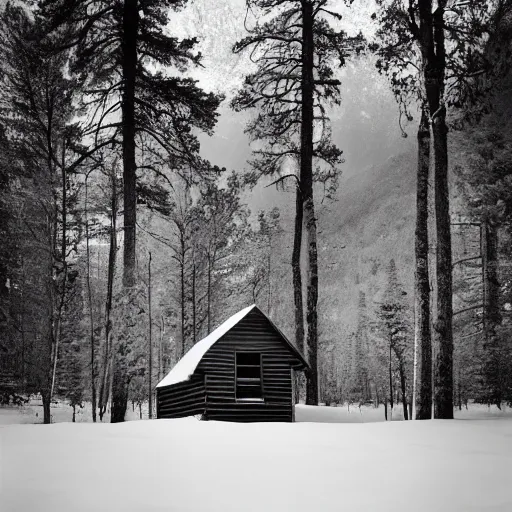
[1,404,511,512]
[0,398,410,425]
[2,397,509,424]
[0,398,149,425]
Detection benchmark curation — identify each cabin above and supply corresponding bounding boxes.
[156,304,309,422]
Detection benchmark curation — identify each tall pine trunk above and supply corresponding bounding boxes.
[429,15,453,416]
[99,170,117,421]
[301,1,319,405]
[180,233,186,357]
[112,0,139,423]
[292,186,304,402]
[481,220,500,331]
[42,392,51,424]
[159,315,164,380]
[121,0,138,288]
[432,103,453,419]
[389,337,394,414]
[85,176,97,422]
[267,236,272,313]
[42,209,54,425]
[292,186,305,354]
[419,0,453,419]
[148,252,153,419]
[0,163,9,347]
[416,108,432,420]
[50,144,68,401]
[207,256,212,333]
[111,367,129,423]
[192,252,197,344]
[481,219,502,406]
[398,360,408,420]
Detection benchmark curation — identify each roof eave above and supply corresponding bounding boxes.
[253,306,310,371]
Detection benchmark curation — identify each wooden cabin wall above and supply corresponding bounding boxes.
[196,309,301,422]
[157,377,205,419]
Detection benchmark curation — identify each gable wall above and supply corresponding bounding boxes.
[196,309,301,422]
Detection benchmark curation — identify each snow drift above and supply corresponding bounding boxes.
[1,405,511,512]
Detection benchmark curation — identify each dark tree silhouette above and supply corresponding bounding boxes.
[0,4,85,423]
[374,0,493,418]
[232,0,362,404]
[39,0,222,421]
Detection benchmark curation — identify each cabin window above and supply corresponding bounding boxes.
[235,352,263,401]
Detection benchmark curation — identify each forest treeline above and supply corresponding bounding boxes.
[0,0,511,423]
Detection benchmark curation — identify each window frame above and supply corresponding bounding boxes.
[235,352,264,402]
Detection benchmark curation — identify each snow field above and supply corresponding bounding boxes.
[1,405,511,512]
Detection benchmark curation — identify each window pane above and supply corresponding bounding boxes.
[236,352,262,399]
[236,352,260,366]
[237,366,261,379]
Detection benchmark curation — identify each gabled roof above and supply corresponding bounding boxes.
[156,304,308,388]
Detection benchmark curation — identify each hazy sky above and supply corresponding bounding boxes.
[168,0,415,184]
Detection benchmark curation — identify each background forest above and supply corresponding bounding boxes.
[1,0,512,424]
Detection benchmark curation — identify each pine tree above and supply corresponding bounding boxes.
[455,128,512,407]
[39,0,222,287]
[0,121,16,381]
[95,158,123,421]
[373,0,493,418]
[240,208,282,310]
[56,268,87,422]
[193,173,249,335]
[39,0,222,422]
[376,260,413,420]
[232,0,362,405]
[415,108,432,419]
[0,4,86,423]
[353,291,370,401]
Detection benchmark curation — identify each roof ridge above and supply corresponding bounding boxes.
[156,304,308,389]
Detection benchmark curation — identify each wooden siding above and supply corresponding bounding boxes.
[196,309,301,422]
[157,377,205,419]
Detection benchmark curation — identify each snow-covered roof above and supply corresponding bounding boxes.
[156,304,257,388]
